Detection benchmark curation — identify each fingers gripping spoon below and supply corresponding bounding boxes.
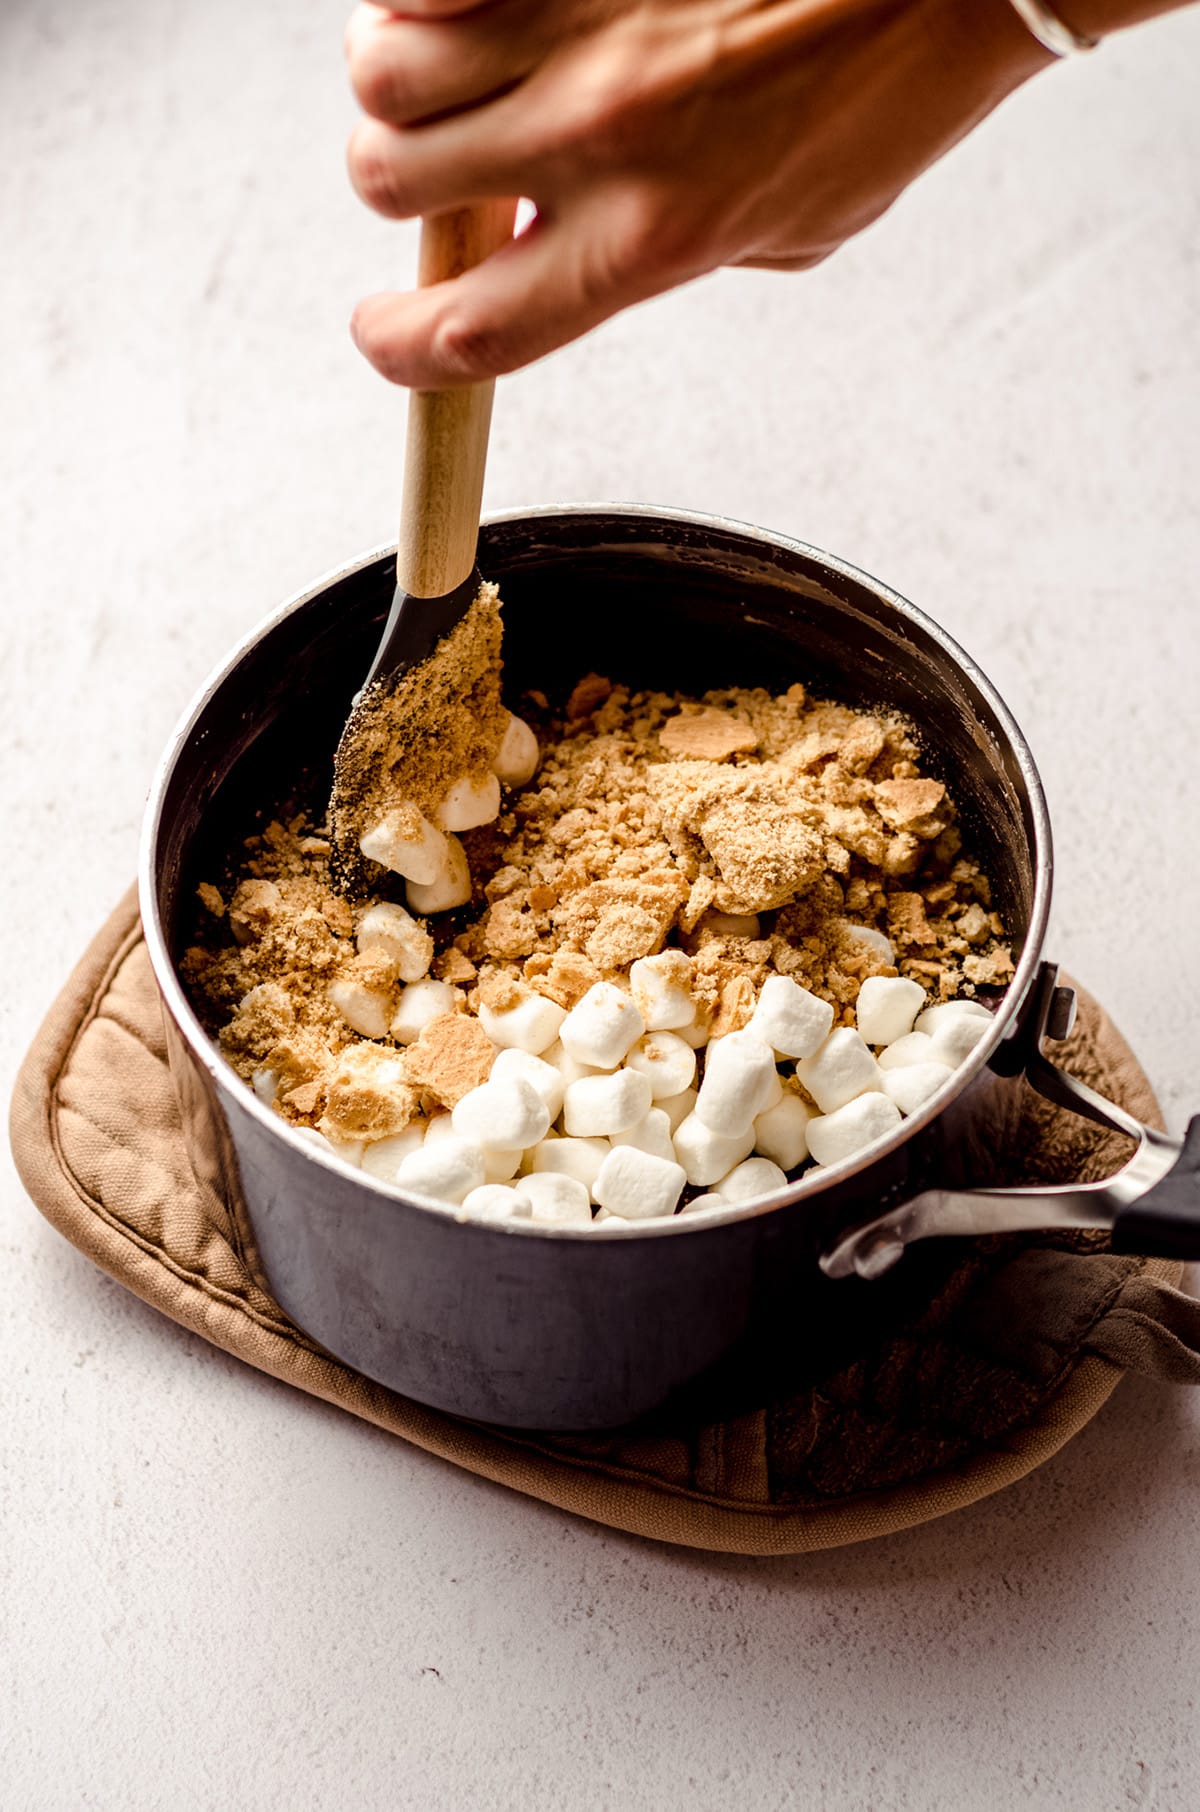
[330,202,521,901]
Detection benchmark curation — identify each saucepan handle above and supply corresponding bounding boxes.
[821,963,1200,1280]
[1111,1117,1200,1258]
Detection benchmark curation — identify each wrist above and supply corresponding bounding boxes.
[940,0,1059,99]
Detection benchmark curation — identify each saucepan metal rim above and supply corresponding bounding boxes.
[138,503,1053,1242]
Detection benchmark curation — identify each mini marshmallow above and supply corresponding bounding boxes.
[391,978,460,1044]
[927,1009,993,1066]
[460,1183,533,1223]
[405,834,472,914]
[753,1091,816,1171]
[673,1113,756,1187]
[423,1112,456,1145]
[882,1064,953,1116]
[433,772,501,833]
[855,975,927,1048]
[355,901,434,983]
[322,1132,366,1168]
[487,1047,565,1120]
[677,1192,724,1215]
[492,712,540,788]
[759,1068,784,1113]
[713,1156,788,1204]
[483,1147,524,1183]
[291,1127,328,1151]
[610,1108,676,1163]
[796,1028,882,1115]
[749,975,835,1059]
[563,1069,653,1138]
[593,1145,687,1221]
[360,1124,426,1182]
[628,954,696,1031]
[559,982,645,1070]
[659,1087,698,1134]
[807,1092,903,1168]
[478,990,566,1056]
[625,1032,697,1101]
[451,1076,550,1152]
[251,1068,279,1106]
[675,1014,714,1050]
[695,1029,777,1136]
[542,1038,600,1088]
[293,1128,366,1169]
[359,806,448,885]
[841,921,895,964]
[913,1000,991,1036]
[395,1137,486,1206]
[527,1136,609,1195]
[328,975,395,1040]
[521,1171,593,1226]
[876,1032,952,1073]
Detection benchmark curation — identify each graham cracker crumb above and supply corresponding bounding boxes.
[659,708,759,761]
[329,583,509,890]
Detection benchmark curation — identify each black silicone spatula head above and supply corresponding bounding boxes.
[330,203,517,895]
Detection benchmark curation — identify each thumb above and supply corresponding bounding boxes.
[350,203,666,387]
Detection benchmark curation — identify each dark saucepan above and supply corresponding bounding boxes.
[139,508,1199,1430]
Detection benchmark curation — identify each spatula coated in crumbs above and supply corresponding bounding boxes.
[330,201,528,903]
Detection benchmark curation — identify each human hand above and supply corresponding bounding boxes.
[343,0,1057,387]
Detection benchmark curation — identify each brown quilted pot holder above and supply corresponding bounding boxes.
[11,889,1200,1554]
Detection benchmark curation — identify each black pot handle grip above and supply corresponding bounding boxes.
[1112,1116,1200,1258]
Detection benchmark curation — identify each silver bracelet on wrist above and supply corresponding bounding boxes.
[1004,0,1101,55]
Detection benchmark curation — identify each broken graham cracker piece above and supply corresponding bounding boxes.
[229,878,282,945]
[434,946,478,986]
[680,875,716,932]
[659,708,759,762]
[887,890,935,949]
[699,798,825,915]
[219,980,296,1067]
[283,1079,324,1117]
[401,1012,497,1109]
[872,778,949,838]
[566,672,613,720]
[319,1044,420,1143]
[964,945,1014,986]
[520,948,600,1009]
[552,874,688,971]
[710,973,757,1040]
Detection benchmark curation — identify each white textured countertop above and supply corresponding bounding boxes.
[4,2,1199,1806]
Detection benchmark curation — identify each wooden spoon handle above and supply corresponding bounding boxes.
[396,203,518,599]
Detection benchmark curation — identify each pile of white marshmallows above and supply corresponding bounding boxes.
[290,952,993,1230]
[356,712,539,911]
